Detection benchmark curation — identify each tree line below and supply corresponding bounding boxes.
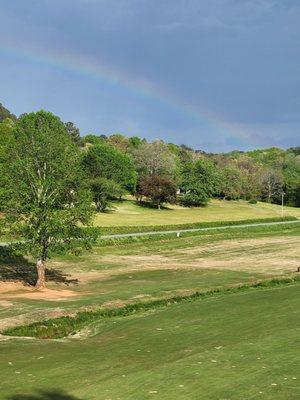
[1,104,300,212]
[0,106,299,288]
[68,125,300,210]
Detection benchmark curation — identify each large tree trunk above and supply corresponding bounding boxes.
[35,259,46,289]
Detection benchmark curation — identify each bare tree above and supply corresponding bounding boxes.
[260,168,283,203]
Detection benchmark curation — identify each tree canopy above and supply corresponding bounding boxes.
[138,175,177,209]
[0,103,17,122]
[2,110,94,288]
[1,101,299,213]
[181,158,220,206]
[82,142,137,193]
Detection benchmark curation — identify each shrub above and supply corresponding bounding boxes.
[248,199,258,204]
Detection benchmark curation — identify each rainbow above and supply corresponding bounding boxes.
[0,40,253,145]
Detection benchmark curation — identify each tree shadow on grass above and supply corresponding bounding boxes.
[0,246,78,286]
[6,390,84,400]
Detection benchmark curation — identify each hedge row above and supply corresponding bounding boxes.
[88,216,297,236]
[4,274,300,339]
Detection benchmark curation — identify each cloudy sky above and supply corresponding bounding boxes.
[0,0,299,152]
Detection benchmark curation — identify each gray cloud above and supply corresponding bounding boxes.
[0,0,299,151]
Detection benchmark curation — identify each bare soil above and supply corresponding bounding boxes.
[0,235,298,303]
[0,282,78,301]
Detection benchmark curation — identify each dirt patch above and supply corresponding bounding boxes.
[102,299,128,308]
[0,281,27,294]
[85,236,300,277]
[176,236,298,256]
[0,300,13,308]
[10,288,78,301]
[0,282,78,301]
[1,236,298,302]
[73,255,175,283]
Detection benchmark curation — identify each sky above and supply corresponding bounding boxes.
[0,0,299,152]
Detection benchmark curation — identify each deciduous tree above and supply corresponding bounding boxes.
[182,158,220,206]
[90,177,124,211]
[2,111,94,289]
[260,168,283,203]
[0,118,15,210]
[0,103,17,122]
[139,175,177,209]
[82,143,137,192]
[132,140,178,179]
[65,121,81,145]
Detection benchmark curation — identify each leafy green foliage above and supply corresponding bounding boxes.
[218,165,244,200]
[132,140,178,179]
[65,121,81,145]
[182,158,220,206]
[1,111,95,285]
[288,146,300,156]
[138,174,177,208]
[90,177,124,211]
[0,103,17,122]
[282,152,300,206]
[1,101,299,210]
[82,142,137,192]
[81,134,107,146]
[0,118,15,211]
[107,133,130,153]
[128,135,144,148]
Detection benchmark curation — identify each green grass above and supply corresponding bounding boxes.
[93,199,300,227]
[0,269,263,322]
[0,221,299,399]
[4,275,300,339]
[95,220,300,247]
[94,215,297,235]
[1,284,299,399]
[1,222,299,325]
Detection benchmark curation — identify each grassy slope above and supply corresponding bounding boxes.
[1,284,299,399]
[94,199,300,227]
[0,220,299,399]
[1,223,299,324]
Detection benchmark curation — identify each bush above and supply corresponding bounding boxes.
[248,199,258,204]
[181,187,209,207]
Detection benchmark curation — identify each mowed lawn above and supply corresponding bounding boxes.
[0,223,299,399]
[93,199,300,227]
[1,223,299,327]
[1,284,299,400]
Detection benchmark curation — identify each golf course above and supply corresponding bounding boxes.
[1,201,299,399]
[1,1,300,398]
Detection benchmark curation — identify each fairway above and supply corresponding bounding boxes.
[93,199,300,227]
[1,223,299,328]
[1,284,299,399]
[1,220,299,399]
[1,3,300,399]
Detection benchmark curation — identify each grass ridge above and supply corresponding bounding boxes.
[3,274,300,339]
[96,220,299,247]
[88,216,297,236]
